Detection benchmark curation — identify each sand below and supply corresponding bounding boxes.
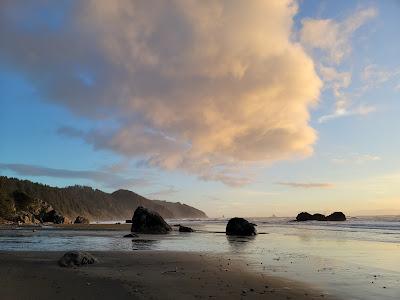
[0,251,335,300]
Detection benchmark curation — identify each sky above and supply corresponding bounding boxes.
[1,0,400,217]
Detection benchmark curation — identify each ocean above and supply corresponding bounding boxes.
[0,216,399,299]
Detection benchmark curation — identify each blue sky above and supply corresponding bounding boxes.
[1,1,400,217]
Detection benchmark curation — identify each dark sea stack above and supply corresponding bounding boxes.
[178,225,194,232]
[296,212,313,221]
[58,251,98,267]
[74,216,90,224]
[226,218,257,236]
[312,213,327,221]
[326,212,346,221]
[296,211,345,222]
[131,206,172,234]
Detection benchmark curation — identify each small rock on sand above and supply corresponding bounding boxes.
[58,251,98,267]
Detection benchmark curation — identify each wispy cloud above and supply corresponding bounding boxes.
[318,65,351,97]
[275,182,334,189]
[300,7,377,64]
[0,163,149,189]
[331,153,381,164]
[300,7,378,124]
[361,64,400,91]
[145,185,179,200]
[318,105,376,123]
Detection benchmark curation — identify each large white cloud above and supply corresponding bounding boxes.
[0,0,321,185]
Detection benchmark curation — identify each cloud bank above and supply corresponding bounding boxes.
[0,0,321,185]
[145,185,179,200]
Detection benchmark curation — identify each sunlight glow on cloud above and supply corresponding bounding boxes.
[0,0,322,185]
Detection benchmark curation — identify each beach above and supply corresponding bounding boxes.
[0,217,399,299]
[0,250,332,300]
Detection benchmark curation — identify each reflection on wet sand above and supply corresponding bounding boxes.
[131,238,160,250]
[226,235,256,252]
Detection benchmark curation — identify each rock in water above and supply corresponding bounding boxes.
[123,233,139,238]
[58,251,98,267]
[226,217,257,236]
[179,225,194,232]
[296,211,346,221]
[74,216,90,224]
[131,206,172,234]
[296,212,313,221]
[296,212,327,221]
[312,213,327,221]
[326,212,346,221]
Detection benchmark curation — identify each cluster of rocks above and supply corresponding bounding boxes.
[296,211,346,222]
[14,208,90,225]
[0,191,93,225]
[57,215,257,269]
[126,207,346,238]
[55,208,347,270]
[11,191,68,225]
[56,208,347,269]
[128,206,257,237]
[129,206,198,234]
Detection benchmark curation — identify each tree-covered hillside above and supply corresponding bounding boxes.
[0,176,207,221]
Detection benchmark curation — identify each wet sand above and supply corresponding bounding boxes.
[0,251,335,300]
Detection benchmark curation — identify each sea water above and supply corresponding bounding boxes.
[0,216,399,299]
